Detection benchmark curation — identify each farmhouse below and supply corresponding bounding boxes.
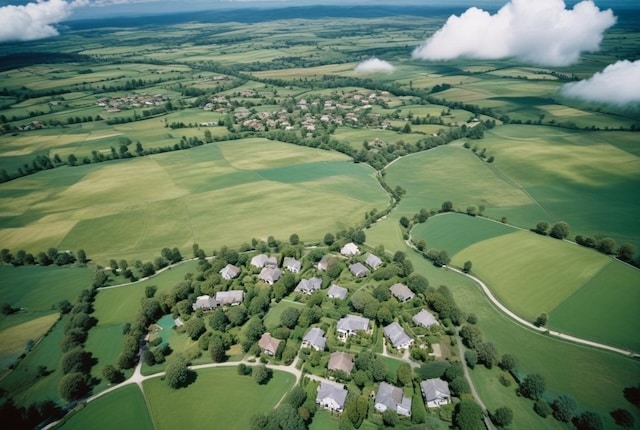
[349,263,370,278]
[364,253,383,270]
[327,284,348,300]
[383,322,414,350]
[283,257,301,273]
[421,378,451,408]
[374,382,412,416]
[251,254,278,269]
[328,351,355,375]
[317,254,334,271]
[302,327,326,351]
[258,267,282,285]
[413,309,439,329]
[295,277,322,295]
[316,381,348,413]
[336,315,371,340]
[219,264,241,280]
[390,283,415,302]
[340,242,360,256]
[192,295,216,311]
[258,332,281,356]
[214,290,244,306]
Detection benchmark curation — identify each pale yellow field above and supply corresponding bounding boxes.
[0,313,59,359]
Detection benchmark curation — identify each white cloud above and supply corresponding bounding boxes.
[354,58,395,73]
[412,0,616,67]
[560,60,640,105]
[0,0,77,42]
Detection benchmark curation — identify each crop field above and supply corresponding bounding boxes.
[0,313,59,370]
[143,367,296,430]
[60,384,153,430]
[452,230,640,350]
[0,139,387,264]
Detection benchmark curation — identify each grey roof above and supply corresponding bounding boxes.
[317,381,348,410]
[413,309,439,328]
[192,295,216,310]
[349,262,370,277]
[421,378,451,402]
[375,382,412,416]
[302,327,327,350]
[215,290,244,305]
[365,253,383,269]
[219,264,241,279]
[337,315,370,333]
[258,267,282,284]
[251,254,277,268]
[328,351,355,375]
[317,254,334,271]
[283,257,301,272]
[295,277,322,294]
[390,283,415,301]
[327,284,348,300]
[383,322,413,349]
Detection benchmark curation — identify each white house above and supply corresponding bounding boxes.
[421,378,451,408]
[316,381,348,413]
[214,290,244,306]
[340,242,359,257]
[283,257,301,273]
[258,267,282,285]
[383,322,414,350]
[389,283,415,302]
[327,284,348,300]
[413,309,439,329]
[295,277,322,295]
[302,327,326,351]
[251,254,277,269]
[219,264,241,280]
[336,315,371,340]
[365,253,383,270]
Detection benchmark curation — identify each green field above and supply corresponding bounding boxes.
[143,367,296,430]
[0,139,387,264]
[264,300,305,331]
[0,313,59,369]
[59,384,153,430]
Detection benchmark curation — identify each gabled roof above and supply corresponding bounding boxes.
[375,382,412,416]
[412,309,439,328]
[283,257,301,272]
[340,242,359,256]
[327,284,348,300]
[302,327,326,350]
[258,332,281,355]
[192,295,216,310]
[421,378,451,402]
[365,253,383,269]
[337,315,370,333]
[383,322,413,349]
[251,254,277,268]
[214,290,244,305]
[349,262,370,277]
[295,277,322,294]
[317,381,348,410]
[328,351,355,375]
[317,254,334,271]
[258,267,282,284]
[219,263,241,279]
[389,283,415,301]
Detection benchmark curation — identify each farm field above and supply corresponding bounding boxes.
[59,384,153,430]
[0,313,59,370]
[143,367,296,430]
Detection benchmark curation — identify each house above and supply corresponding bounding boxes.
[219,264,241,280]
[327,284,348,300]
[365,253,383,270]
[192,295,216,311]
[316,381,348,413]
[389,283,415,302]
[349,263,370,278]
[374,382,412,416]
[340,242,360,257]
[258,267,282,285]
[302,327,326,351]
[383,322,414,350]
[295,277,322,295]
[336,315,371,340]
[317,254,334,271]
[283,257,301,273]
[251,254,278,269]
[412,309,439,329]
[421,378,451,408]
[214,290,244,306]
[258,332,281,356]
[328,351,355,375]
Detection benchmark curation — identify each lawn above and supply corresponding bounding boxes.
[58,384,153,430]
[264,300,305,331]
[143,367,296,430]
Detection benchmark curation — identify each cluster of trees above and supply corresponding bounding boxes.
[0,247,85,268]
[0,399,64,430]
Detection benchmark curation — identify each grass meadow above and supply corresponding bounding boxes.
[59,384,153,430]
[143,367,295,430]
[0,139,387,264]
[0,313,59,370]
